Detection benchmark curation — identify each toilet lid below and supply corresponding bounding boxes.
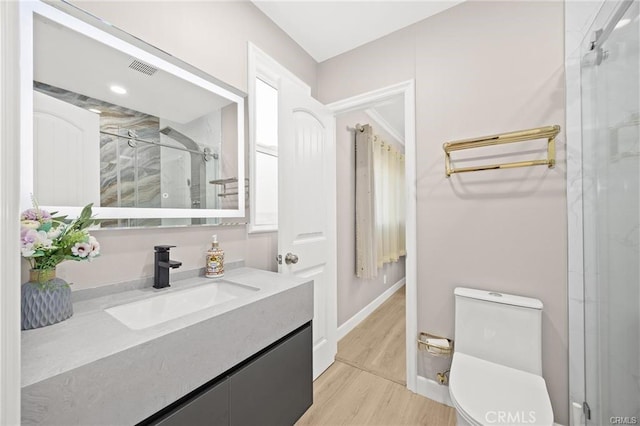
[449,353,554,426]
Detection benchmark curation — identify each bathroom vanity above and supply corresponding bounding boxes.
[21,267,314,425]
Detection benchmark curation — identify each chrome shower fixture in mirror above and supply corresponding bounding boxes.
[20,1,246,228]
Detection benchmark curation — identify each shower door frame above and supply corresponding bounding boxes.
[566,1,639,425]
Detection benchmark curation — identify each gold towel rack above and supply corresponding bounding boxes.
[443,125,560,177]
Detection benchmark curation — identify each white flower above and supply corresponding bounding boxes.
[71,242,92,258]
[35,231,53,249]
[47,226,63,240]
[88,236,100,258]
[21,220,40,230]
[21,244,35,257]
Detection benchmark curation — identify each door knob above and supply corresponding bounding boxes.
[285,253,299,265]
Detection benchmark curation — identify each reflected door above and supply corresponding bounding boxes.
[581,1,640,424]
[33,91,100,206]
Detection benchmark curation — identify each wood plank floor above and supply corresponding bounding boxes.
[336,286,406,385]
[297,286,456,426]
[296,361,456,426]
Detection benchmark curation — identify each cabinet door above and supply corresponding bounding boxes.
[154,378,229,426]
[230,324,312,426]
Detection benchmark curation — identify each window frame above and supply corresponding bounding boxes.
[247,43,310,234]
[249,73,279,233]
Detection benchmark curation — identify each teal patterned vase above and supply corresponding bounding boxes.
[21,269,73,330]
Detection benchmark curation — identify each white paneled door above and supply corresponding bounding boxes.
[278,79,337,379]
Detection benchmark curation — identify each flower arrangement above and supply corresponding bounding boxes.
[20,203,100,272]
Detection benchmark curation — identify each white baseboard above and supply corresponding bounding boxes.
[337,277,405,341]
[416,375,453,407]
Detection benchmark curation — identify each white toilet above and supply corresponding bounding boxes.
[449,288,554,426]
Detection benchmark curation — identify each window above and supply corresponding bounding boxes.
[355,125,406,279]
[248,43,311,233]
[252,77,278,230]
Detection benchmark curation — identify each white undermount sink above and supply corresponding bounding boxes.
[105,281,259,330]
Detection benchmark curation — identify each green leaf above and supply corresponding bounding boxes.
[68,203,94,231]
[80,203,92,220]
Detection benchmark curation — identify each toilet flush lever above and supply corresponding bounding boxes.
[285,253,299,265]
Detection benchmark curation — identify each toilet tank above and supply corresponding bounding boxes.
[454,287,543,375]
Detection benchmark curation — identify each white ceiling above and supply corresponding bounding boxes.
[252,1,464,62]
[366,95,405,144]
[35,15,232,124]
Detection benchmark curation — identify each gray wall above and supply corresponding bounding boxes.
[48,0,319,289]
[318,2,568,423]
[336,109,405,327]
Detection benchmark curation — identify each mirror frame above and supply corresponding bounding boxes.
[19,0,246,220]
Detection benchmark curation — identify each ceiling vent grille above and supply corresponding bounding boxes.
[128,59,158,76]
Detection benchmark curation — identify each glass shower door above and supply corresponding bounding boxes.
[581,1,640,424]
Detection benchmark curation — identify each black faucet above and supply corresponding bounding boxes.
[153,245,182,289]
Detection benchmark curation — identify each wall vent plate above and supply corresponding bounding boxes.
[128,59,158,76]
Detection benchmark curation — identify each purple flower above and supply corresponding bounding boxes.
[20,209,39,221]
[20,208,52,222]
[21,228,39,246]
[20,229,53,258]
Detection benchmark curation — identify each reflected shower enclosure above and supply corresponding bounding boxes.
[33,83,224,227]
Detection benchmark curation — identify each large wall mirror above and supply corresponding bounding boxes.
[20,1,246,228]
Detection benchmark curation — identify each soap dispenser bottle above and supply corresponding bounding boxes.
[206,234,224,278]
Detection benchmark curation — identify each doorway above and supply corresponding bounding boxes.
[327,80,417,391]
[248,44,416,386]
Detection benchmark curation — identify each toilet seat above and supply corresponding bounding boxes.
[449,352,554,426]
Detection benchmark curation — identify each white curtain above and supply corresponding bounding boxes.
[356,124,406,279]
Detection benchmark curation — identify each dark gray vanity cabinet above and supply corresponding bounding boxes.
[229,323,312,426]
[145,322,312,426]
[154,379,229,426]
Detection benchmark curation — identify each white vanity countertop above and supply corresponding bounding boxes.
[21,267,313,425]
